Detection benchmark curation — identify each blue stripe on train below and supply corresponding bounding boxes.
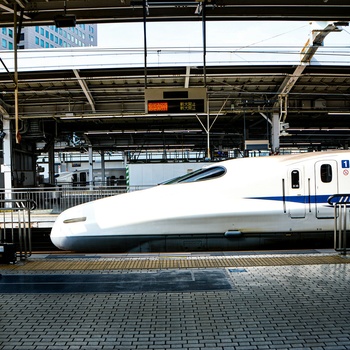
[249,194,330,204]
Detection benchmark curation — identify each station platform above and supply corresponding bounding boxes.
[0,250,350,350]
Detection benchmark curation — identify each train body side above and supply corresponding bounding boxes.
[50,151,350,252]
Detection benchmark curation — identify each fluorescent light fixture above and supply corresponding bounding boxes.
[60,114,116,120]
[288,127,350,131]
[281,142,322,146]
[85,129,202,135]
[328,112,350,115]
[114,144,195,149]
[60,113,223,120]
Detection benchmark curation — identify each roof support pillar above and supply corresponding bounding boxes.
[2,117,13,199]
[48,142,55,185]
[143,0,148,88]
[101,150,105,185]
[13,3,20,144]
[271,113,280,154]
[88,145,93,191]
[202,0,207,87]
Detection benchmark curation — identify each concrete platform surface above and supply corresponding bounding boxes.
[0,253,349,350]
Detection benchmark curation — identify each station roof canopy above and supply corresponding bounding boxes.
[0,0,350,154]
[0,0,350,27]
[0,59,349,153]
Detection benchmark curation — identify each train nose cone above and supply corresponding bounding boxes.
[50,206,87,250]
[50,221,66,250]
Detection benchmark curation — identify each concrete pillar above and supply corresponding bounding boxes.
[100,150,105,185]
[271,113,280,154]
[1,117,13,200]
[88,145,93,190]
[48,142,55,185]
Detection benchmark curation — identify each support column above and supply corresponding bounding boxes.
[88,145,93,190]
[271,113,280,154]
[143,0,148,88]
[206,112,210,160]
[48,142,55,185]
[100,151,105,185]
[1,118,13,199]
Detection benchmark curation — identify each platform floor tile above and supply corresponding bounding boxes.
[0,264,349,350]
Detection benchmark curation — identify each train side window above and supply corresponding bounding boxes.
[291,170,300,189]
[320,164,332,183]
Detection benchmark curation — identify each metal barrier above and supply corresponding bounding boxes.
[7,185,135,213]
[0,185,151,216]
[0,199,35,261]
[328,194,350,256]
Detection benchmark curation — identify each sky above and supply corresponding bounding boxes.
[96,21,350,66]
[3,21,349,72]
[97,21,350,48]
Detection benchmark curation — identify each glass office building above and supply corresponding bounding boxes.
[0,24,97,50]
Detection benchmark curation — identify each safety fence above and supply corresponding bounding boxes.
[0,199,34,262]
[0,185,150,214]
[328,194,350,256]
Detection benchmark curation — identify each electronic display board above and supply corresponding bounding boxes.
[145,88,207,114]
[147,99,205,113]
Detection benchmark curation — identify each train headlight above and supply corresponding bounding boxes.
[63,217,87,224]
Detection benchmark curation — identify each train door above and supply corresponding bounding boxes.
[286,167,306,218]
[315,160,338,218]
[80,172,87,186]
[72,173,78,187]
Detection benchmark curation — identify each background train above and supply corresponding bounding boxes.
[50,151,350,252]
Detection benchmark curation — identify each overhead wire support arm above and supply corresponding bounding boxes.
[195,96,229,160]
[279,94,288,123]
[275,22,348,122]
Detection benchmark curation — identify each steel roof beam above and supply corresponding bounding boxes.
[301,21,348,63]
[1,1,350,26]
[73,69,96,113]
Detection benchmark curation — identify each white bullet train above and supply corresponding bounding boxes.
[50,150,350,252]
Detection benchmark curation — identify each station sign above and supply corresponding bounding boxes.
[145,87,207,114]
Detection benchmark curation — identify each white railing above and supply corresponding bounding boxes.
[328,194,350,256]
[0,199,34,260]
[0,184,151,214]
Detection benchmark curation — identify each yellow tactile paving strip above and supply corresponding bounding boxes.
[1,254,349,271]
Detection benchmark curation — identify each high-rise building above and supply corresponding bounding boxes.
[0,23,97,50]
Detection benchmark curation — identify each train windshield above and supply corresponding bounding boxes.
[162,166,226,184]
